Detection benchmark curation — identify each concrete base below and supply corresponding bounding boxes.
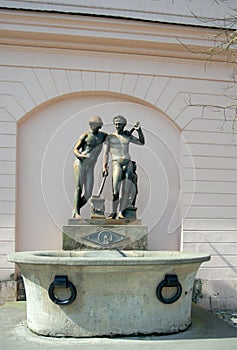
[62,219,148,250]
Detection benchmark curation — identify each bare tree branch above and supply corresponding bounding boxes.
[179,2,237,129]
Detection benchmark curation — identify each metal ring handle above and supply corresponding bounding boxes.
[48,275,77,305]
[156,274,182,304]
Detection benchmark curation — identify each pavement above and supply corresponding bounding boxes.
[0,302,237,350]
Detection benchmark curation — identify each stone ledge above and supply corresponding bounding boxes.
[67,218,142,226]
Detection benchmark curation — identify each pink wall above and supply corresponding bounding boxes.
[17,93,181,251]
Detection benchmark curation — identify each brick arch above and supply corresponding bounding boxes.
[20,90,181,133]
[2,66,182,130]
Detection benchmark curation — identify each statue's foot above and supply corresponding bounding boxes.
[108,212,117,219]
[74,213,82,219]
[118,212,125,219]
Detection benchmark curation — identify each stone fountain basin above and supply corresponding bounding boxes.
[8,250,210,337]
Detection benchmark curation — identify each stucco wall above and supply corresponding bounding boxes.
[0,9,236,309]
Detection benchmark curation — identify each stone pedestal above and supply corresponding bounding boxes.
[62,218,148,250]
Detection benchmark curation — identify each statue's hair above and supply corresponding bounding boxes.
[113,115,127,125]
[89,115,103,127]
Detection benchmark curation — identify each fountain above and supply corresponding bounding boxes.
[8,250,210,337]
[8,116,210,337]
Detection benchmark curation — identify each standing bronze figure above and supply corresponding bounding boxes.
[103,115,145,219]
[72,116,107,218]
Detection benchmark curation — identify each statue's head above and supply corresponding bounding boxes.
[113,115,127,126]
[89,115,103,131]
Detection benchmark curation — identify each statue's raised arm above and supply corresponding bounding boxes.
[128,121,145,145]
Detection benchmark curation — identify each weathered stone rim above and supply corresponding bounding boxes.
[8,250,210,266]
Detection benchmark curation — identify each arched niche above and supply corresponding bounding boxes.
[16,92,181,251]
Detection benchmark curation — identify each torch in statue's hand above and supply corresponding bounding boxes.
[129,121,141,135]
[134,121,140,130]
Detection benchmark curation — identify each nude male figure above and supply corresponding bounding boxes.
[73,116,107,218]
[103,115,145,219]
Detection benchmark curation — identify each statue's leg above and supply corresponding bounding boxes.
[84,164,94,200]
[109,161,122,219]
[73,159,85,217]
[73,159,80,217]
[81,163,95,209]
[78,195,87,211]
[118,161,133,217]
[110,193,119,218]
[77,160,95,214]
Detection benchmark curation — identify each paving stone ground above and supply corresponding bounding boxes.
[214,310,237,328]
[0,302,237,350]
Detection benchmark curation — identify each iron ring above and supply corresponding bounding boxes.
[156,274,182,304]
[48,277,77,305]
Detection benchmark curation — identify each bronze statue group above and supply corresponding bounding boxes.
[72,115,145,220]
